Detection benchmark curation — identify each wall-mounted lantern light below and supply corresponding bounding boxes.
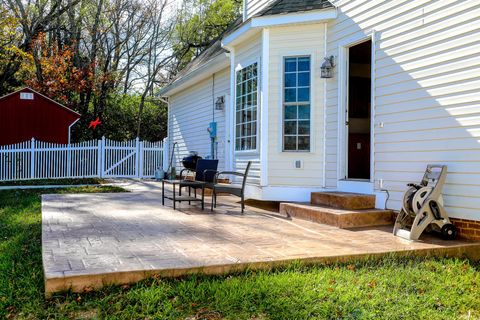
[321,56,335,78]
[215,96,225,110]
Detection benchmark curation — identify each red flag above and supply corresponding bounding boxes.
[89,117,102,130]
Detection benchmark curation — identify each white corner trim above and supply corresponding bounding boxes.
[228,48,236,171]
[260,29,270,187]
[370,30,377,185]
[222,8,337,48]
[322,22,328,188]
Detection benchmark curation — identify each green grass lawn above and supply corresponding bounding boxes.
[0,178,107,187]
[1,188,479,319]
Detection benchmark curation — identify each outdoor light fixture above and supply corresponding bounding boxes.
[321,56,335,78]
[215,96,225,110]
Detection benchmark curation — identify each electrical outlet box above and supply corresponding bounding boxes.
[294,160,303,169]
[207,122,217,139]
[378,179,384,189]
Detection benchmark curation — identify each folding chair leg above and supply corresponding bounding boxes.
[241,194,245,214]
[211,190,215,211]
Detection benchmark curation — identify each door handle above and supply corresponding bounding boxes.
[345,121,349,126]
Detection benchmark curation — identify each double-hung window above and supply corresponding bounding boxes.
[235,63,258,151]
[283,56,311,151]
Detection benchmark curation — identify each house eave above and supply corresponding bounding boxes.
[222,8,337,48]
[158,53,230,97]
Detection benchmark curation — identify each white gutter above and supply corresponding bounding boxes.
[222,8,338,48]
[68,118,80,144]
[158,53,230,97]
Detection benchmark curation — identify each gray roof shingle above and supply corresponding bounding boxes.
[257,0,334,17]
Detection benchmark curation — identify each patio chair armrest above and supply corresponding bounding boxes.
[214,171,245,183]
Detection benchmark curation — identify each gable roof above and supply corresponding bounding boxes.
[158,18,243,97]
[257,0,334,17]
[167,18,243,84]
[173,40,227,82]
[0,87,81,117]
[159,0,335,96]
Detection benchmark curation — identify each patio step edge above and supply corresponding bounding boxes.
[280,202,394,229]
[311,192,376,210]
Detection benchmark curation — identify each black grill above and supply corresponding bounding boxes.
[182,152,202,170]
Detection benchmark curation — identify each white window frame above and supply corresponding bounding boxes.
[234,60,260,154]
[281,55,313,152]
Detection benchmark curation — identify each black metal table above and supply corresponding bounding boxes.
[162,179,205,210]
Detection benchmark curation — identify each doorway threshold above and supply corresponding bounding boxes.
[338,179,374,194]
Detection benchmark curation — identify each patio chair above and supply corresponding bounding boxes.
[211,161,252,213]
[179,159,219,198]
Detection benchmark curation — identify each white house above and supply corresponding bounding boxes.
[159,0,480,237]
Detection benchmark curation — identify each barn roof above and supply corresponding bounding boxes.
[0,87,81,117]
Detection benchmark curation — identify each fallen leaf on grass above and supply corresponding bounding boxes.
[83,286,94,293]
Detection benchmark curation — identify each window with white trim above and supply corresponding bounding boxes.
[235,63,258,151]
[283,56,311,151]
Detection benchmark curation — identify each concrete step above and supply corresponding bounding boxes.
[311,192,376,210]
[280,203,393,229]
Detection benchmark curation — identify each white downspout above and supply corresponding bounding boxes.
[322,22,329,188]
[223,45,236,172]
[68,119,80,144]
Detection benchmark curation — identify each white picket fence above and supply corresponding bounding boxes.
[0,137,167,181]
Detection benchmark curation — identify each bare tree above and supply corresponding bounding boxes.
[134,0,175,137]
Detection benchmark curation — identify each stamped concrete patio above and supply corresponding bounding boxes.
[42,181,480,295]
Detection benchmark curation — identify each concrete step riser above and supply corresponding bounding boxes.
[280,203,393,229]
[311,192,376,210]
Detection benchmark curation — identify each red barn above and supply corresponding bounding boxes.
[0,87,80,145]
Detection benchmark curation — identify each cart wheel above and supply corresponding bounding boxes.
[441,224,458,240]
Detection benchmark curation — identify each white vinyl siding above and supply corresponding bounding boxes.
[267,24,326,187]
[168,68,230,172]
[244,0,275,20]
[326,0,480,220]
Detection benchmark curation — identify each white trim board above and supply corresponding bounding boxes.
[336,31,376,183]
[246,185,326,202]
[222,9,337,48]
[159,54,230,97]
[260,29,270,187]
